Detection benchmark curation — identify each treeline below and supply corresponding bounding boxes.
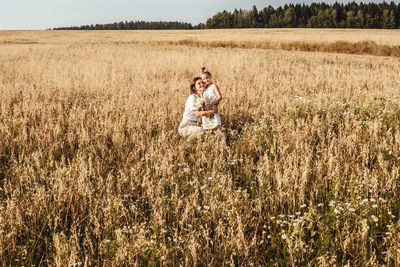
[53,21,205,30]
[52,1,400,30]
[206,1,400,29]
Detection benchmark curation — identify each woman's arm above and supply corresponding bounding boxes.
[193,106,218,117]
[207,84,222,109]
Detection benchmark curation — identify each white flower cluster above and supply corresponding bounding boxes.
[267,213,307,239]
[194,94,211,110]
[266,191,395,243]
[294,96,312,104]
[121,225,135,234]
[197,205,210,212]
[253,114,275,133]
[229,158,244,165]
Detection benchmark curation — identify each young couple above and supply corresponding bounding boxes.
[178,67,223,138]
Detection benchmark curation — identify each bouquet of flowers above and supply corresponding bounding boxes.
[194,94,218,130]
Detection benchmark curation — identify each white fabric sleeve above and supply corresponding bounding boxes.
[187,96,198,111]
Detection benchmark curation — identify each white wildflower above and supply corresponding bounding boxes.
[333,208,340,214]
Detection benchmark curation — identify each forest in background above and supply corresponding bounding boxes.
[53,1,400,30]
[53,21,202,30]
[206,1,400,29]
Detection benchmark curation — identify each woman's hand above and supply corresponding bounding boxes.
[193,107,217,118]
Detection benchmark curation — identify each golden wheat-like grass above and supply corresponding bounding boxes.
[3,29,400,45]
[0,30,400,265]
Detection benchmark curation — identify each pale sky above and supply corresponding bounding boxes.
[0,0,387,30]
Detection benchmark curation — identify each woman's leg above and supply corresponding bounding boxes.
[179,125,203,138]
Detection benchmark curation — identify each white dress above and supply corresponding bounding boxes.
[202,84,222,129]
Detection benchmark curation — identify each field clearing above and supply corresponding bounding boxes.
[1,30,400,265]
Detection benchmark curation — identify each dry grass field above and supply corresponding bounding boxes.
[1,29,400,265]
[3,28,400,44]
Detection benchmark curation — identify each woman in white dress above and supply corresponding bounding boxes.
[178,77,218,138]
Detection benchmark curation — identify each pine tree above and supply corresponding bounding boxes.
[250,5,260,27]
[284,7,297,27]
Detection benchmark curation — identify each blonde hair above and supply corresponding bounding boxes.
[201,66,212,77]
